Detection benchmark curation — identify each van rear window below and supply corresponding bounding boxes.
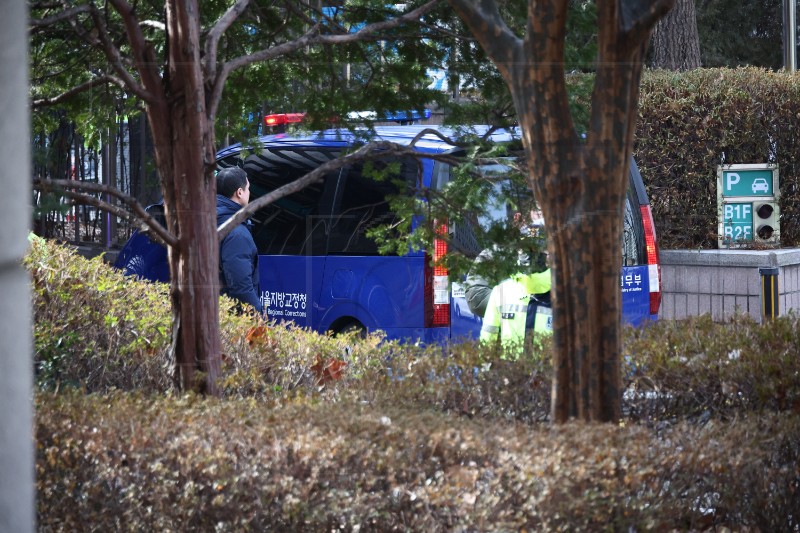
[219,150,419,256]
[622,186,646,266]
[327,158,418,255]
[219,148,341,255]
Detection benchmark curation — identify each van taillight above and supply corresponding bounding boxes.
[640,205,662,315]
[425,222,450,327]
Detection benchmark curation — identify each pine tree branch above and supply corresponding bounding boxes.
[31,74,127,108]
[447,0,522,82]
[204,0,251,81]
[106,0,163,104]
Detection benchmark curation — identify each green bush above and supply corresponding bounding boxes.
[26,237,403,398]
[635,67,800,249]
[27,238,800,423]
[26,235,173,392]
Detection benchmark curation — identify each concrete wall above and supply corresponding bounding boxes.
[660,249,800,322]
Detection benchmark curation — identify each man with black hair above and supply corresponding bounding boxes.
[217,167,263,314]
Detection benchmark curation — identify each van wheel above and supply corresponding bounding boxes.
[336,321,366,359]
[338,321,366,338]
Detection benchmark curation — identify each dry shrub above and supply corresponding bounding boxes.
[624,313,800,421]
[28,239,800,530]
[26,239,554,421]
[27,239,800,424]
[36,392,800,532]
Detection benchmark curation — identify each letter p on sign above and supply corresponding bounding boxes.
[726,172,740,191]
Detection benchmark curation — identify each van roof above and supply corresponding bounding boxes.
[216,125,519,159]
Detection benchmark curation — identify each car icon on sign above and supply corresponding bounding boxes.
[752,178,769,193]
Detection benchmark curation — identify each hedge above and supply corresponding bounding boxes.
[27,239,800,422]
[28,239,800,530]
[37,393,800,532]
[635,67,800,249]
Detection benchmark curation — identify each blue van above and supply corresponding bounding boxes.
[116,124,661,343]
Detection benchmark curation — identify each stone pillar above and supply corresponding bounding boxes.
[0,1,35,532]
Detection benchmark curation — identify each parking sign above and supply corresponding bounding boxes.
[717,164,780,248]
[721,169,773,197]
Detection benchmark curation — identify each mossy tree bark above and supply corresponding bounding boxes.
[450,0,673,422]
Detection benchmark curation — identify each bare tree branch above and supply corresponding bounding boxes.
[29,4,91,28]
[140,20,166,31]
[31,74,128,108]
[204,0,251,81]
[33,178,177,247]
[106,0,163,104]
[207,0,439,121]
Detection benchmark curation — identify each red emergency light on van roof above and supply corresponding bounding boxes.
[264,109,432,129]
[264,113,306,127]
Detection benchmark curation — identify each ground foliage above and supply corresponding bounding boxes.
[29,240,800,530]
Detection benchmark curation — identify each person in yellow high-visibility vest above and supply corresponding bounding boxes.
[479,268,552,358]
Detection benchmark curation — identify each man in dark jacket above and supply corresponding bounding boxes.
[217,167,263,314]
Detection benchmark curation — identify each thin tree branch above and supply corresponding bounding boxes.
[29,4,91,28]
[106,0,163,104]
[447,0,522,82]
[140,20,166,31]
[207,0,439,121]
[29,3,153,103]
[52,1,154,103]
[33,178,177,247]
[204,0,251,81]
[31,74,128,108]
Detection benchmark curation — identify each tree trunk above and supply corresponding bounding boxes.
[511,76,630,422]
[450,0,671,423]
[143,0,222,394]
[651,0,701,70]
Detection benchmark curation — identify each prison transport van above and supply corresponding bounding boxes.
[116,125,661,343]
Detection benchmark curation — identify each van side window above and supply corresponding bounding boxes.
[327,158,419,255]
